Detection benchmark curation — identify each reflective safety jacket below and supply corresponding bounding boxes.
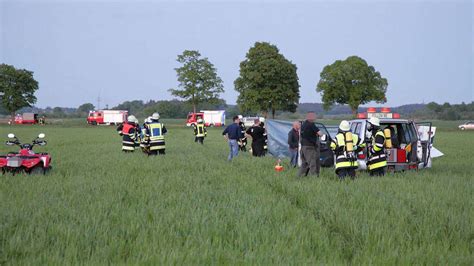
[194,124,207,138]
[368,129,387,170]
[140,124,149,148]
[117,122,137,151]
[260,122,268,151]
[146,121,166,150]
[330,132,361,170]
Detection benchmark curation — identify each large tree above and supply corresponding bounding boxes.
[77,103,95,114]
[235,42,300,119]
[169,50,224,113]
[316,56,387,115]
[0,64,39,121]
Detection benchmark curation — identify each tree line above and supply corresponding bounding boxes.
[2,41,397,120]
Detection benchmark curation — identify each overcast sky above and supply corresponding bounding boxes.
[1,0,472,108]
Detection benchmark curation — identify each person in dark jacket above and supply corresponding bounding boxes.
[288,121,300,167]
[223,116,243,161]
[298,112,323,177]
[246,119,266,157]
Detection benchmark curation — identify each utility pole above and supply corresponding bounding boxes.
[97,91,101,110]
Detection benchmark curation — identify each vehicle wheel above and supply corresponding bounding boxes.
[91,121,97,126]
[30,166,45,175]
[460,127,465,130]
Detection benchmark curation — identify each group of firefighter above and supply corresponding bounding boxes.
[331,116,389,180]
[117,112,167,155]
[117,113,208,155]
[116,111,389,179]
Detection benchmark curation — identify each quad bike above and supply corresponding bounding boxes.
[0,133,52,175]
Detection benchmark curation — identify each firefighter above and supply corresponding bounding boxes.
[237,115,247,152]
[146,113,167,155]
[116,115,138,152]
[133,117,141,149]
[245,118,266,157]
[330,120,363,180]
[140,117,151,154]
[366,117,387,176]
[260,117,268,155]
[38,115,46,125]
[194,118,207,144]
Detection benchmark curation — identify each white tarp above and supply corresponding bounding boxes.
[417,125,443,158]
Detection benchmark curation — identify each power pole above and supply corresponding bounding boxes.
[97,91,101,110]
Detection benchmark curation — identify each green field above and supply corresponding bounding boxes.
[0,120,472,264]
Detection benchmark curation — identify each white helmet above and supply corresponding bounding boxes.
[127,115,137,123]
[197,118,203,123]
[238,115,243,119]
[152,113,160,120]
[339,120,350,131]
[260,117,265,123]
[368,117,380,127]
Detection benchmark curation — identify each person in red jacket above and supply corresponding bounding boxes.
[117,115,138,152]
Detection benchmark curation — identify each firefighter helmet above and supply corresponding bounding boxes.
[238,115,243,120]
[127,115,137,123]
[339,120,350,131]
[152,113,160,120]
[197,118,203,123]
[368,117,380,127]
[260,117,265,123]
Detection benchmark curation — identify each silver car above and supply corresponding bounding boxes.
[459,121,474,130]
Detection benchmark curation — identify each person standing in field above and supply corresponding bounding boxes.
[245,118,266,157]
[193,118,207,144]
[223,116,243,161]
[117,115,138,152]
[146,113,167,155]
[288,121,300,167]
[140,117,151,154]
[298,112,323,177]
[366,117,387,176]
[237,115,248,152]
[330,120,364,180]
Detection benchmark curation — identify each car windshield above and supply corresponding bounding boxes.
[326,126,338,139]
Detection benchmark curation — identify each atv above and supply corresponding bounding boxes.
[0,133,52,175]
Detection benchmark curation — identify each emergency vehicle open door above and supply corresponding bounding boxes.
[414,121,433,167]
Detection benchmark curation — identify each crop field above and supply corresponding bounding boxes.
[0,120,472,264]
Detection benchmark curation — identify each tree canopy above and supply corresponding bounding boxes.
[316,56,387,114]
[169,50,224,113]
[0,63,39,120]
[234,42,300,118]
[77,103,95,115]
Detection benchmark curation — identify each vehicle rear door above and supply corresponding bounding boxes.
[315,122,334,167]
[414,121,433,167]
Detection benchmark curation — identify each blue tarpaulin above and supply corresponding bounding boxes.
[266,119,294,158]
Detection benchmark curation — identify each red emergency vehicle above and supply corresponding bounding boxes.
[14,113,39,124]
[186,110,225,127]
[87,110,128,125]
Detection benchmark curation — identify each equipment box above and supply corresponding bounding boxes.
[387,148,407,163]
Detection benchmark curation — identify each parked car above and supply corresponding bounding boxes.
[458,121,474,130]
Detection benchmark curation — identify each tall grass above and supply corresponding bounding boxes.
[0,122,472,264]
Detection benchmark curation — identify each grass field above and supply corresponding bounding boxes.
[0,120,472,264]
